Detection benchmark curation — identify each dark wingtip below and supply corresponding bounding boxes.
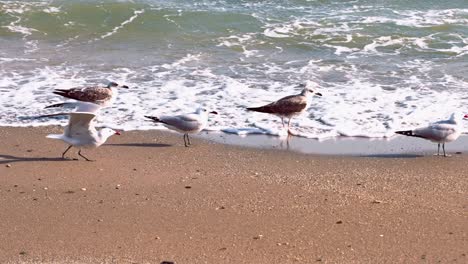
[395,130,412,136]
[52,91,67,96]
[145,115,160,122]
[45,103,65,109]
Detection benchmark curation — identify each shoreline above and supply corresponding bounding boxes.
[0,126,467,263]
[199,131,468,156]
[3,125,468,157]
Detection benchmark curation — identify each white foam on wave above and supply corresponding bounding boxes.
[1,58,468,139]
[263,28,289,38]
[160,53,202,69]
[42,6,60,14]
[217,33,260,58]
[1,3,468,139]
[363,36,405,54]
[361,9,468,28]
[4,24,38,36]
[0,57,37,63]
[323,44,359,55]
[93,9,145,41]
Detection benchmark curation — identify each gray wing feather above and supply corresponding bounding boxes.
[65,113,97,138]
[160,114,202,132]
[414,123,456,141]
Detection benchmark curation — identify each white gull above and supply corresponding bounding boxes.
[39,102,120,161]
[395,113,468,157]
[145,107,218,147]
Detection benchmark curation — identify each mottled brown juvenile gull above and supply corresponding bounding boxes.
[47,81,129,108]
[395,113,468,157]
[145,107,218,147]
[246,84,322,133]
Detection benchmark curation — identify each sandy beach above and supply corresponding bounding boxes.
[0,126,467,263]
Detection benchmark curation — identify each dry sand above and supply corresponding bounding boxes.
[0,126,467,263]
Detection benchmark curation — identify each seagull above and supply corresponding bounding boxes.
[246,84,322,134]
[38,102,121,161]
[48,81,129,107]
[395,113,468,157]
[145,107,218,147]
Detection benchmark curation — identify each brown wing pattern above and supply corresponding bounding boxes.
[53,86,112,102]
[248,95,307,114]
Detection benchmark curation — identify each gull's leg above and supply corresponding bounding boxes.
[281,117,285,128]
[187,134,192,146]
[62,145,73,159]
[434,143,440,156]
[442,143,450,157]
[287,118,293,135]
[78,149,93,162]
[183,134,189,147]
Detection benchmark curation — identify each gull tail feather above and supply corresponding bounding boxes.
[46,134,64,140]
[246,106,273,114]
[53,91,69,96]
[145,115,161,123]
[395,130,425,139]
[45,103,67,109]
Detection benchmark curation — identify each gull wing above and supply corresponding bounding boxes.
[159,113,203,132]
[413,123,457,142]
[53,86,112,102]
[64,112,97,138]
[45,101,102,112]
[248,95,307,114]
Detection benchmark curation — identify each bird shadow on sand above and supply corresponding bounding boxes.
[0,154,70,165]
[106,143,172,148]
[359,154,424,158]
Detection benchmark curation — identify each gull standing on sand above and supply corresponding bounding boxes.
[145,107,218,147]
[246,83,322,134]
[39,102,120,161]
[47,81,129,108]
[395,113,468,157]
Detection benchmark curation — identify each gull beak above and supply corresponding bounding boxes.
[115,131,121,135]
[210,111,218,115]
[315,92,323,96]
[120,85,129,89]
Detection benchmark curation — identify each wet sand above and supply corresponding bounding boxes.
[0,126,467,263]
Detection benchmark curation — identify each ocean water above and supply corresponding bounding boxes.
[0,0,467,139]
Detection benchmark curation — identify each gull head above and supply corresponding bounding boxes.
[99,128,121,142]
[449,112,468,123]
[298,82,322,97]
[107,81,129,89]
[196,107,218,115]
